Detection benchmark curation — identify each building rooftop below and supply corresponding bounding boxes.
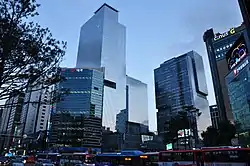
[94,3,119,14]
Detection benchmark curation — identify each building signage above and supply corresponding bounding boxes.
[226,35,248,70]
[233,59,249,76]
[214,28,236,41]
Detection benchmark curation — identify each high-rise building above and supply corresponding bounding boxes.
[115,76,149,133]
[50,68,104,150]
[238,0,250,39]
[203,25,246,122]
[225,35,250,132]
[76,3,126,131]
[126,75,148,126]
[154,51,211,138]
[209,105,220,129]
[18,85,51,138]
[0,93,24,150]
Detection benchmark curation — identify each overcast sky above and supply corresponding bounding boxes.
[35,0,243,131]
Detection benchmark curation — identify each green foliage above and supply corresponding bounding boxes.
[201,120,236,146]
[201,126,219,146]
[0,0,66,101]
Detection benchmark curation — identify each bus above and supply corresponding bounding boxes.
[36,153,61,165]
[60,152,87,165]
[158,150,202,166]
[158,148,250,166]
[95,150,145,166]
[202,147,250,166]
[139,152,159,166]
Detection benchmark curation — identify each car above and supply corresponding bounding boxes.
[0,157,10,166]
[35,159,54,166]
[11,158,25,166]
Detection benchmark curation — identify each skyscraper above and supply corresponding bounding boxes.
[50,68,104,150]
[76,4,126,131]
[225,35,250,132]
[0,93,24,150]
[115,76,149,134]
[19,85,51,139]
[126,75,148,126]
[203,25,246,122]
[154,51,211,137]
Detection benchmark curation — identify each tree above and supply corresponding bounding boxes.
[0,0,66,102]
[217,120,236,145]
[201,120,236,146]
[201,126,219,146]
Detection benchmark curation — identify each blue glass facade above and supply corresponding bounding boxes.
[50,68,104,148]
[154,51,210,136]
[76,4,126,131]
[226,56,250,131]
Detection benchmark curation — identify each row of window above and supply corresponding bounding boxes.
[215,43,233,52]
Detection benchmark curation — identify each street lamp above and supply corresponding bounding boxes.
[182,105,201,149]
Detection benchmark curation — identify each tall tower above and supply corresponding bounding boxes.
[203,25,246,122]
[154,51,211,138]
[76,4,126,131]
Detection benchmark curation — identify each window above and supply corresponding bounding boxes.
[94,87,99,90]
[104,79,116,89]
[40,123,44,126]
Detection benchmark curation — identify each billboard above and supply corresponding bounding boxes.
[226,35,248,70]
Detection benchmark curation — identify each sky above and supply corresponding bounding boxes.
[35,0,243,131]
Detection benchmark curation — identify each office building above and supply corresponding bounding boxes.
[116,109,128,133]
[0,93,24,150]
[203,25,246,122]
[18,85,51,140]
[154,51,211,139]
[209,105,220,129]
[238,0,250,39]
[126,76,148,126]
[76,4,126,131]
[225,35,250,132]
[116,76,149,132]
[50,68,104,150]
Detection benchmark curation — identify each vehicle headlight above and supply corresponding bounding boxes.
[23,160,26,164]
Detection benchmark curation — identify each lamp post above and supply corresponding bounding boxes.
[182,105,201,149]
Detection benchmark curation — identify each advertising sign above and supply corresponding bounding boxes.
[233,59,249,76]
[226,35,248,70]
[214,28,236,41]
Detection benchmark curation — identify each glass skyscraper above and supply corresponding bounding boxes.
[50,68,104,149]
[203,25,246,122]
[226,56,250,132]
[154,51,211,137]
[76,4,126,131]
[126,75,148,126]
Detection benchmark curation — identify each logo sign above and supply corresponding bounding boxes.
[214,28,236,41]
[234,59,249,76]
[226,35,248,70]
[228,43,247,69]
